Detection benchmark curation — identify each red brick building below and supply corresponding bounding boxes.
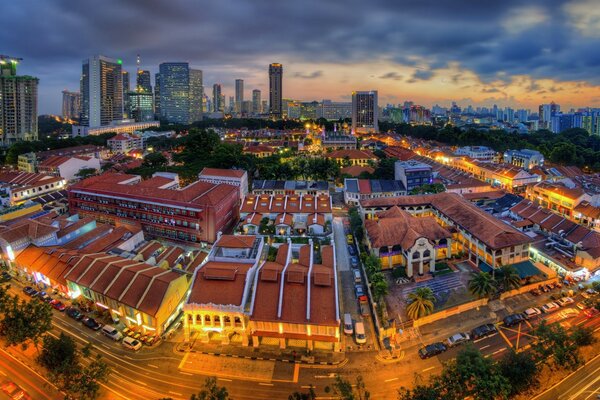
[68,173,239,245]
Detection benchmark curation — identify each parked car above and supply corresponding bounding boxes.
[581,292,592,299]
[122,336,142,351]
[50,299,66,311]
[541,302,560,313]
[471,324,497,340]
[0,271,12,283]
[101,325,123,341]
[354,322,367,344]
[418,342,447,359]
[523,308,541,318]
[530,288,541,296]
[343,313,353,335]
[354,285,365,298]
[557,297,575,306]
[350,256,359,268]
[584,307,599,318]
[586,288,598,296]
[540,285,549,293]
[503,313,526,327]
[347,245,356,256]
[65,306,84,320]
[22,286,37,296]
[576,301,588,310]
[559,308,579,319]
[81,317,102,330]
[446,332,470,347]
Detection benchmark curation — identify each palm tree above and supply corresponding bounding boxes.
[406,287,435,320]
[468,272,497,299]
[498,265,521,292]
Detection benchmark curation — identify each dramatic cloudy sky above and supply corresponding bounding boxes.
[2,0,599,114]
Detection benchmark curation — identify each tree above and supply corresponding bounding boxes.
[409,183,445,195]
[438,345,510,400]
[406,287,435,320]
[468,272,496,299]
[531,321,581,371]
[398,384,442,400]
[570,325,595,347]
[497,265,521,292]
[75,168,98,180]
[0,295,53,349]
[38,333,79,379]
[143,152,168,168]
[190,377,229,400]
[66,355,110,400]
[332,375,370,400]
[289,386,316,400]
[498,350,539,396]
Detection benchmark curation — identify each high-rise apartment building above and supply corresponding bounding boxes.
[261,100,268,115]
[189,69,203,123]
[351,90,378,133]
[80,55,123,128]
[212,84,222,112]
[539,102,560,129]
[252,89,261,115]
[136,70,152,93]
[269,63,283,118]
[235,79,244,115]
[122,70,130,119]
[62,90,81,121]
[128,91,154,122]
[154,72,161,118]
[228,96,235,113]
[0,56,38,145]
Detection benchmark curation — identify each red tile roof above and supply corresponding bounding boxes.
[216,235,256,249]
[326,149,377,160]
[199,168,246,178]
[187,261,252,306]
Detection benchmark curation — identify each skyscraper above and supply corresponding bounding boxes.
[136,70,152,93]
[235,79,244,115]
[252,89,261,115]
[351,90,378,133]
[539,102,560,129]
[128,91,154,122]
[228,96,235,113]
[80,55,123,128]
[212,84,222,112]
[0,56,38,145]
[269,63,283,118]
[62,90,81,121]
[154,72,161,118]
[122,70,130,119]
[158,62,190,124]
[189,69,203,123]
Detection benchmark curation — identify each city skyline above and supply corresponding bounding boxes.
[1,0,599,115]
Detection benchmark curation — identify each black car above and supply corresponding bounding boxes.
[347,245,356,256]
[0,271,12,282]
[23,286,37,296]
[65,306,84,321]
[418,342,447,359]
[471,323,498,340]
[36,292,53,303]
[503,313,525,327]
[81,317,102,330]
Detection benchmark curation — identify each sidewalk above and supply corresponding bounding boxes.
[175,333,346,366]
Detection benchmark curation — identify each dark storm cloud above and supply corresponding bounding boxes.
[379,72,403,81]
[293,71,323,79]
[0,0,598,113]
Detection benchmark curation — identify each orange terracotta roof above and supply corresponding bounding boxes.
[199,168,246,178]
[187,261,252,306]
[341,165,375,177]
[216,235,256,249]
[326,149,377,160]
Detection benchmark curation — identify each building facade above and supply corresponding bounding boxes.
[158,62,190,124]
[351,91,378,133]
[189,69,203,123]
[0,56,38,146]
[80,55,123,128]
[62,90,81,121]
[252,90,261,115]
[394,160,433,191]
[235,79,244,116]
[269,64,283,118]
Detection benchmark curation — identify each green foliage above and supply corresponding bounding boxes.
[392,267,407,279]
[143,152,168,168]
[406,287,435,320]
[570,325,595,347]
[530,320,581,370]
[190,377,229,400]
[75,168,98,180]
[333,375,370,400]
[498,350,539,396]
[409,183,446,195]
[288,386,316,400]
[468,272,497,299]
[0,294,53,349]
[398,384,442,400]
[65,355,110,400]
[496,265,521,292]
[38,333,79,379]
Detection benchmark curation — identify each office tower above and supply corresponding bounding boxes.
[154,72,161,118]
[252,89,261,115]
[136,70,152,93]
[128,91,154,122]
[261,100,268,114]
[80,55,124,128]
[351,90,378,133]
[122,70,130,118]
[0,55,38,145]
[504,107,515,123]
[269,63,283,118]
[228,96,234,113]
[204,95,211,113]
[189,69,203,123]
[235,79,244,115]
[62,90,81,120]
[220,95,226,112]
[319,100,352,120]
[158,62,190,124]
[539,102,560,129]
[212,84,222,112]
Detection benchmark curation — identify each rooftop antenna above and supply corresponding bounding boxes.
[136,54,141,72]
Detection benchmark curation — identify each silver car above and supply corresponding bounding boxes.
[446,332,470,347]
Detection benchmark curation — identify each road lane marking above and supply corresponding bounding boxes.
[258,383,274,386]
[301,385,314,389]
[515,322,522,350]
[180,372,193,376]
[0,370,5,376]
[148,364,159,369]
[492,348,507,355]
[293,363,300,383]
[218,378,232,382]
[134,379,148,386]
[384,377,399,382]
[169,391,183,396]
[497,327,513,348]
[422,367,435,372]
[479,345,490,350]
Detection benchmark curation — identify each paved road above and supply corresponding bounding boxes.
[533,353,600,400]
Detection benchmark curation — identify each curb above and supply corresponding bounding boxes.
[175,347,345,366]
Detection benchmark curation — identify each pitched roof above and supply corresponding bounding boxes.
[199,168,246,178]
[326,149,377,160]
[216,235,256,249]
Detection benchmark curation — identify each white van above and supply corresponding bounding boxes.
[354,322,366,344]
[343,313,353,335]
[353,269,362,283]
[101,324,123,341]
